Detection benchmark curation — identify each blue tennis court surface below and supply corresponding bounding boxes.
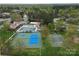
[12,32,42,48]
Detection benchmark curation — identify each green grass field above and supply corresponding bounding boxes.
[1,26,79,56]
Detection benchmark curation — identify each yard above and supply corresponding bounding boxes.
[0,29,14,55]
[1,24,79,55]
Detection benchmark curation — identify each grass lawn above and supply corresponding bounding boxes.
[40,25,79,56]
[0,30,14,44]
[0,29,14,55]
[1,25,79,56]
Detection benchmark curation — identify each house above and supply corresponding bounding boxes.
[30,22,41,31]
[0,12,11,23]
[10,21,21,29]
[10,21,26,30]
[2,12,10,18]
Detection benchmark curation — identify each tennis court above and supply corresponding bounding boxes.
[11,32,42,48]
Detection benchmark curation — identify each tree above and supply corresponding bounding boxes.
[11,13,22,21]
[48,23,54,33]
[3,21,10,31]
[67,24,77,35]
[54,19,66,33]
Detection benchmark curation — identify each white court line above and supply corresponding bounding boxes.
[5,33,16,44]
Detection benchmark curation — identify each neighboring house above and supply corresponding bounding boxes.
[30,22,41,31]
[16,24,38,33]
[0,12,11,23]
[1,12,10,18]
[10,21,26,30]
